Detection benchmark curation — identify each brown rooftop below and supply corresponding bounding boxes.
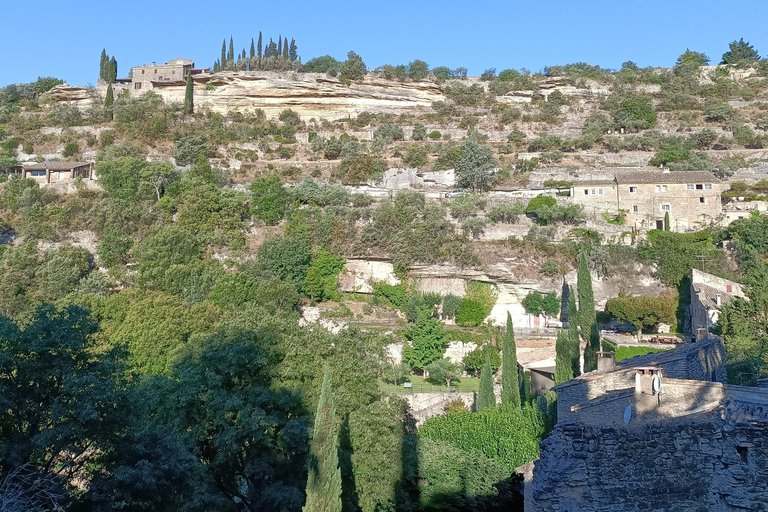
[24,161,91,171]
[614,170,719,184]
[572,180,616,187]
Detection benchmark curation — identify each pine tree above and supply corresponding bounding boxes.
[554,329,573,385]
[578,252,599,372]
[257,32,263,59]
[184,71,194,115]
[304,370,342,512]
[289,38,298,61]
[104,83,114,108]
[228,36,234,64]
[99,49,108,81]
[283,38,289,58]
[501,313,521,407]
[221,39,227,69]
[477,355,495,412]
[250,38,255,59]
[568,285,581,377]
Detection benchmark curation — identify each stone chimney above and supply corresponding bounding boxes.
[597,351,615,372]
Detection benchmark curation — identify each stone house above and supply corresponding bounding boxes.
[130,58,209,95]
[22,161,93,184]
[570,169,722,232]
[688,268,747,334]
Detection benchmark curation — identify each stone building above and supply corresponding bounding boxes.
[570,169,722,232]
[527,338,768,511]
[688,268,747,334]
[129,58,209,95]
[21,161,93,184]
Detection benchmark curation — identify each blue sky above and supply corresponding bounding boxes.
[2,0,767,86]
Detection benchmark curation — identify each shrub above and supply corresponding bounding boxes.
[488,203,525,223]
[427,130,442,140]
[441,294,462,319]
[304,249,345,302]
[373,123,404,142]
[402,145,428,168]
[462,344,501,373]
[278,108,301,126]
[173,136,210,166]
[614,97,657,130]
[373,281,408,309]
[525,195,556,213]
[456,282,498,326]
[412,123,427,141]
[250,174,289,225]
[62,142,79,157]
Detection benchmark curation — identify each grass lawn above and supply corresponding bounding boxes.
[381,375,480,394]
[604,340,669,362]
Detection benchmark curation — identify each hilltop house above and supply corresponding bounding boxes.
[571,169,722,232]
[688,268,747,335]
[22,161,93,184]
[130,58,210,94]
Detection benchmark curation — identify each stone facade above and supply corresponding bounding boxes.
[688,269,747,334]
[129,58,209,96]
[21,161,93,184]
[570,169,722,232]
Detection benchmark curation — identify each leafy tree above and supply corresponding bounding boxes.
[253,234,312,293]
[567,285,581,377]
[456,282,498,326]
[407,59,429,81]
[501,313,521,407]
[104,83,114,109]
[403,312,446,371]
[605,294,676,342]
[456,132,496,191]
[554,329,573,385]
[172,135,210,167]
[722,38,760,64]
[675,49,710,68]
[578,251,599,372]
[425,358,463,391]
[305,369,342,512]
[340,51,367,82]
[279,108,301,126]
[462,343,501,374]
[373,123,404,142]
[184,71,193,115]
[402,145,428,168]
[250,173,290,225]
[522,291,560,317]
[614,96,657,130]
[304,249,345,302]
[383,361,411,387]
[303,55,342,74]
[476,355,496,412]
[411,123,427,141]
[525,195,556,213]
[132,225,202,287]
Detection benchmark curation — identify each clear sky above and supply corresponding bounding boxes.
[2,0,767,87]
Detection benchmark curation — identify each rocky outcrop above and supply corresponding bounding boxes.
[40,84,99,106]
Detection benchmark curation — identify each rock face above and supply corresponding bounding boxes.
[151,72,446,119]
[40,84,98,106]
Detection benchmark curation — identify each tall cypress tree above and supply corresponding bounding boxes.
[221,39,227,69]
[305,370,342,512]
[501,313,521,407]
[99,49,108,81]
[664,211,670,231]
[257,32,263,59]
[249,38,255,59]
[184,71,194,115]
[289,38,298,61]
[278,35,282,57]
[477,355,495,412]
[228,36,234,64]
[104,83,114,108]
[568,285,581,377]
[578,252,599,372]
[108,56,117,83]
[283,38,289,58]
[554,329,573,385]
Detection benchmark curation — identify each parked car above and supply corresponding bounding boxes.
[445,189,466,198]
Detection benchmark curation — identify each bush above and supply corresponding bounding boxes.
[427,130,442,140]
[62,142,79,157]
[411,123,427,141]
[373,281,408,309]
[304,248,345,302]
[373,123,404,142]
[614,97,657,130]
[488,203,525,223]
[250,174,289,225]
[462,344,501,373]
[525,195,556,213]
[456,282,498,326]
[278,109,301,127]
[441,294,462,319]
[173,136,210,166]
[402,145,428,168]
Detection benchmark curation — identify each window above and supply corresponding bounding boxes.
[598,189,603,195]
[700,197,706,204]
[632,205,639,213]
[29,170,46,177]
[687,184,695,190]
[134,82,142,90]
[727,284,733,293]
[154,69,157,74]
[629,186,638,193]
[584,189,589,195]
[704,183,712,190]
[654,185,668,192]
[141,69,145,75]
[661,204,671,212]
[696,184,703,190]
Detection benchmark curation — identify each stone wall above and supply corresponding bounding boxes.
[532,419,768,512]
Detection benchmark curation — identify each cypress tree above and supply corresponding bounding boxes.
[567,285,581,377]
[108,56,117,83]
[228,36,234,64]
[221,39,227,69]
[184,71,194,115]
[289,38,298,61]
[99,49,108,81]
[104,83,114,109]
[304,370,342,512]
[501,313,521,407]
[257,32,263,59]
[283,38,289,58]
[477,355,495,412]
[250,38,255,59]
[554,329,573,385]
[664,211,670,231]
[278,35,282,57]
[578,252,599,372]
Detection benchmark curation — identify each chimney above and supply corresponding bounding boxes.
[597,351,615,372]
[716,294,722,306]
[151,62,156,66]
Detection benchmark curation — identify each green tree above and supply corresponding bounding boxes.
[252,234,312,293]
[403,312,446,371]
[383,361,411,388]
[104,83,114,109]
[220,39,227,68]
[664,211,670,231]
[257,32,263,60]
[554,329,573,385]
[304,249,345,302]
[407,59,429,81]
[425,358,463,391]
[305,369,342,512]
[476,355,496,412]
[578,252,599,372]
[501,313,521,407]
[675,49,710,68]
[340,51,367,82]
[283,38,289,58]
[228,36,234,64]
[100,48,108,80]
[456,132,496,191]
[568,285,581,377]
[614,97,657,130]
[250,173,290,225]
[412,123,427,141]
[184,71,193,115]
[722,38,760,64]
[605,294,676,342]
[289,39,298,61]
[249,38,255,59]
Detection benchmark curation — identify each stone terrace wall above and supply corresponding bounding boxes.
[532,420,768,511]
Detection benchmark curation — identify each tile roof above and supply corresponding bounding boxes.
[724,399,768,426]
[24,162,91,171]
[614,170,719,184]
[573,180,616,187]
[692,282,738,310]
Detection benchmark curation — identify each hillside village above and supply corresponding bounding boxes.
[1,39,768,511]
